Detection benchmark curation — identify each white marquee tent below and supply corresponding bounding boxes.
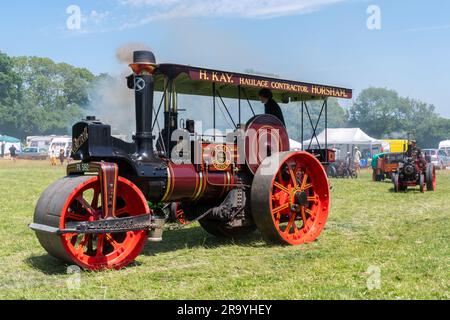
[289,139,302,151]
[0,135,22,156]
[303,128,382,160]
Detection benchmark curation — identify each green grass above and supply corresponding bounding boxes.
[0,159,448,300]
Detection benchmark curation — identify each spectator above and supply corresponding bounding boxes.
[50,147,57,166]
[9,145,17,163]
[354,147,362,173]
[66,148,72,164]
[1,141,5,158]
[59,149,65,166]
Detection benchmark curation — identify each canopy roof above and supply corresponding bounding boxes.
[0,135,20,143]
[154,64,352,103]
[303,128,382,146]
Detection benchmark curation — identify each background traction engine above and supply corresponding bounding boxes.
[30,51,330,270]
[392,145,436,193]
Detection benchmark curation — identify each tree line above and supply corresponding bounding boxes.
[0,51,98,138]
[1,51,449,148]
[283,92,449,149]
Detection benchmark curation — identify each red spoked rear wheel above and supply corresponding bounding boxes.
[251,151,330,245]
[33,175,149,270]
[419,174,426,193]
[426,164,436,191]
[169,203,187,225]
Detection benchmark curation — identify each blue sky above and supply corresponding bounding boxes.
[1,0,449,117]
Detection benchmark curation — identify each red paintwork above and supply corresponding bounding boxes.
[163,115,287,203]
[245,115,290,175]
[59,176,149,270]
[269,152,329,244]
[163,163,234,203]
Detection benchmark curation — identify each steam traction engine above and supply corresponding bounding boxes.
[392,141,436,193]
[30,51,353,270]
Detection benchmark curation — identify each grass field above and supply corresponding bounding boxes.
[0,159,448,300]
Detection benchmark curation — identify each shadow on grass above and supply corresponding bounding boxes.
[25,254,144,275]
[25,225,267,274]
[142,225,267,256]
[25,255,69,275]
[388,187,424,193]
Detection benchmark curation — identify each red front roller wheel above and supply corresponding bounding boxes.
[33,175,150,270]
[251,151,330,245]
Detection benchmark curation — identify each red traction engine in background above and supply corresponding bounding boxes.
[30,51,352,270]
[392,142,436,193]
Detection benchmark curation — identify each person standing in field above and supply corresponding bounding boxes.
[354,146,362,173]
[66,148,72,164]
[9,145,17,163]
[59,149,65,166]
[50,147,57,166]
[1,141,5,158]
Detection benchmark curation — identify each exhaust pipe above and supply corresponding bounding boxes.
[129,50,157,162]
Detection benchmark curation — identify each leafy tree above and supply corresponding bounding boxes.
[13,56,94,108]
[347,87,401,138]
[348,87,450,148]
[0,53,96,139]
[0,51,21,113]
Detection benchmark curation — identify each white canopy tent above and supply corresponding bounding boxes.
[303,128,382,160]
[0,135,22,156]
[3,142,22,155]
[289,139,302,151]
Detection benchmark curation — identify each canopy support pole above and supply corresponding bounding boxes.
[238,85,242,125]
[301,101,304,151]
[163,78,174,156]
[325,98,328,162]
[152,80,168,132]
[241,87,256,117]
[213,82,216,141]
[216,90,237,129]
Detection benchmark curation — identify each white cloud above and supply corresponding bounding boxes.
[89,10,111,23]
[61,10,111,35]
[118,0,347,28]
[64,1,347,34]
[79,10,111,30]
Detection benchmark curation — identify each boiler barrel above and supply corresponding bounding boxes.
[148,164,234,204]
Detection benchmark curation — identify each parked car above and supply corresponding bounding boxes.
[423,149,450,170]
[17,147,48,160]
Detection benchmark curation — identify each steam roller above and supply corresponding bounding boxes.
[30,50,353,270]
